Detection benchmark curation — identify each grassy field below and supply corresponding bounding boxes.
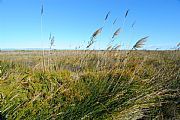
[0,50,179,120]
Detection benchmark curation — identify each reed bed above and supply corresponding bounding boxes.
[0,2,179,120]
[0,50,179,120]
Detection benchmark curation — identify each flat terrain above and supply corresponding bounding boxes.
[0,50,179,119]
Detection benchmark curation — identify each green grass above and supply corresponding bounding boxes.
[0,50,179,120]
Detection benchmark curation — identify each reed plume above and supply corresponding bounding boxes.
[112,28,121,38]
[106,45,112,50]
[104,11,110,21]
[125,9,130,18]
[177,43,180,47]
[86,27,103,48]
[133,36,148,50]
[177,42,180,50]
[113,44,121,50]
[92,27,103,39]
[131,21,136,28]
[113,18,118,25]
[41,5,44,15]
[50,35,55,49]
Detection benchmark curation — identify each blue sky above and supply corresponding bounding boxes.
[0,0,180,50]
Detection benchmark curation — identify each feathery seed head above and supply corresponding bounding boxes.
[125,9,130,18]
[113,18,118,25]
[112,28,121,38]
[107,46,112,50]
[177,43,180,47]
[92,27,103,39]
[105,11,110,21]
[114,45,121,50]
[133,36,148,49]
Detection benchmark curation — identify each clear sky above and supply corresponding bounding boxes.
[0,0,180,50]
